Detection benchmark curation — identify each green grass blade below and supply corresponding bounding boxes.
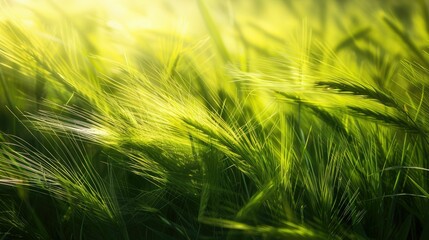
[197,0,231,62]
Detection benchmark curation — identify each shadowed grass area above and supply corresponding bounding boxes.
[0,0,429,239]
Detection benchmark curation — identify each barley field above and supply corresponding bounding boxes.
[1,0,429,239]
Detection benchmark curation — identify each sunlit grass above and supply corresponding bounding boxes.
[1,0,429,239]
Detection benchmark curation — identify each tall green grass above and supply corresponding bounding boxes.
[1,0,429,239]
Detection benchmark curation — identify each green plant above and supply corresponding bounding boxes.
[0,0,428,239]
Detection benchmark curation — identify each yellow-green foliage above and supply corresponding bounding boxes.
[0,0,429,239]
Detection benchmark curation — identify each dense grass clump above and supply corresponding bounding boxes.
[1,0,429,239]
